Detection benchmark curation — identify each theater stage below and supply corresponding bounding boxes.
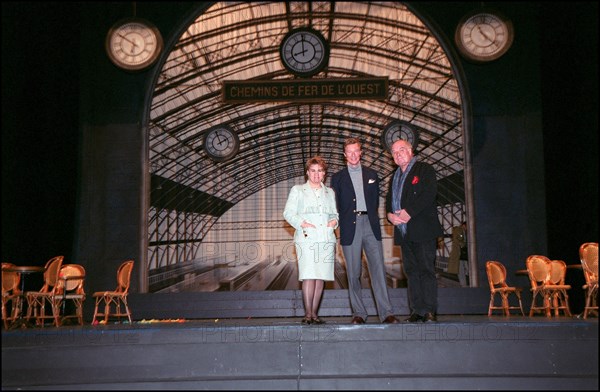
[2,289,598,390]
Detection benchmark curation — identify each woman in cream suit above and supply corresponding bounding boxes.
[283,156,339,325]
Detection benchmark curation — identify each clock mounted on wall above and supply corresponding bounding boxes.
[381,121,419,152]
[105,18,163,71]
[203,126,240,162]
[280,27,329,78]
[455,9,514,63]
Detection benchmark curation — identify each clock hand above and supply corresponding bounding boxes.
[292,34,310,56]
[215,132,233,148]
[118,33,139,48]
[476,25,493,42]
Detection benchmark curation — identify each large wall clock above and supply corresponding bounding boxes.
[381,121,419,152]
[455,9,514,63]
[105,18,163,71]
[280,27,329,77]
[203,126,240,162]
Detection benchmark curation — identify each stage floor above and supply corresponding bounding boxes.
[2,314,598,390]
[3,313,596,333]
[89,313,597,328]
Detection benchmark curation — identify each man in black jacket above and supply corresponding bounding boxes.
[387,139,443,322]
[331,138,399,325]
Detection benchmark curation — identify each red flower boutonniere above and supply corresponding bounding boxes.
[411,176,419,185]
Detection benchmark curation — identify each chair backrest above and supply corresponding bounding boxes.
[115,260,134,294]
[579,242,598,284]
[526,254,551,289]
[57,264,86,294]
[2,263,20,294]
[37,256,64,293]
[486,261,508,290]
[548,260,567,285]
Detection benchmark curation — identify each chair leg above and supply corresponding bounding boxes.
[74,300,83,325]
[13,297,22,323]
[543,293,552,317]
[115,301,122,321]
[488,294,494,316]
[561,290,571,317]
[39,300,48,327]
[92,297,101,323]
[2,301,7,329]
[501,294,510,316]
[515,292,525,316]
[552,293,559,316]
[530,291,546,316]
[123,298,132,323]
[583,289,592,319]
[52,300,61,327]
[104,298,110,323]
[26,297,34,322]
[583,288,598,319]
[529,292,535,316]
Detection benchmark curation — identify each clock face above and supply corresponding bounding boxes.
[203,127,240,162]
[280,28,329,77]
[455,11,514,62]
[382,121,419,152]
[106,18,163,71]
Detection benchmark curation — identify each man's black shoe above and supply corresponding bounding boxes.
[422,312,437,322]
[404,313,423,322]
[382,315,400,324]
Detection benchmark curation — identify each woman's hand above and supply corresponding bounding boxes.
[301,220,316,229]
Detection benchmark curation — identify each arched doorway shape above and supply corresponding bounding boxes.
[145,2,473,293]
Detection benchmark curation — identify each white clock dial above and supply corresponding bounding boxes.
[455,10,514,62]
[106,18,163,71]
[280,28,329,77]
[203,127,240,162]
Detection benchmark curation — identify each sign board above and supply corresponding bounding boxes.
[222,77,388,103]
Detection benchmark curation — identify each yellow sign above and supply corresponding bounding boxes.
[222,77,388,103]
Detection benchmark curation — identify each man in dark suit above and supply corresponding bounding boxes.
[387,139,443,322]
[331,138,399,324]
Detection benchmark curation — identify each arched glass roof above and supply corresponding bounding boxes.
[147,1,464,275]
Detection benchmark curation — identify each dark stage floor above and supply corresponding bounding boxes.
[2,314,598,390]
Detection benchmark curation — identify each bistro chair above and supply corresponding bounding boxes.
[526,255,553,317]
[92,260,134,324]
[485,261,525,316]
[2,263,22,329]
[53,264,86,326]
[547,260,571,317]
[25,255,64,327]
[579,242,598,318]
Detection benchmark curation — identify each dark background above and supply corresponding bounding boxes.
[2,2,597,271]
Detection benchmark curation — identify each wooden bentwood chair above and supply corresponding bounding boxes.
[526,255,571,317]
[2,263,22,329]
[53,264,86,326]
[485,261,525,316]
[547,259,571,317]
[92,260,134,324]
[26,255,64,327]
[579,242,598,318]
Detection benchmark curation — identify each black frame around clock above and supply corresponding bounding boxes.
[381,120,419,152]
[203,126,240,162]
[279,27,329,78]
